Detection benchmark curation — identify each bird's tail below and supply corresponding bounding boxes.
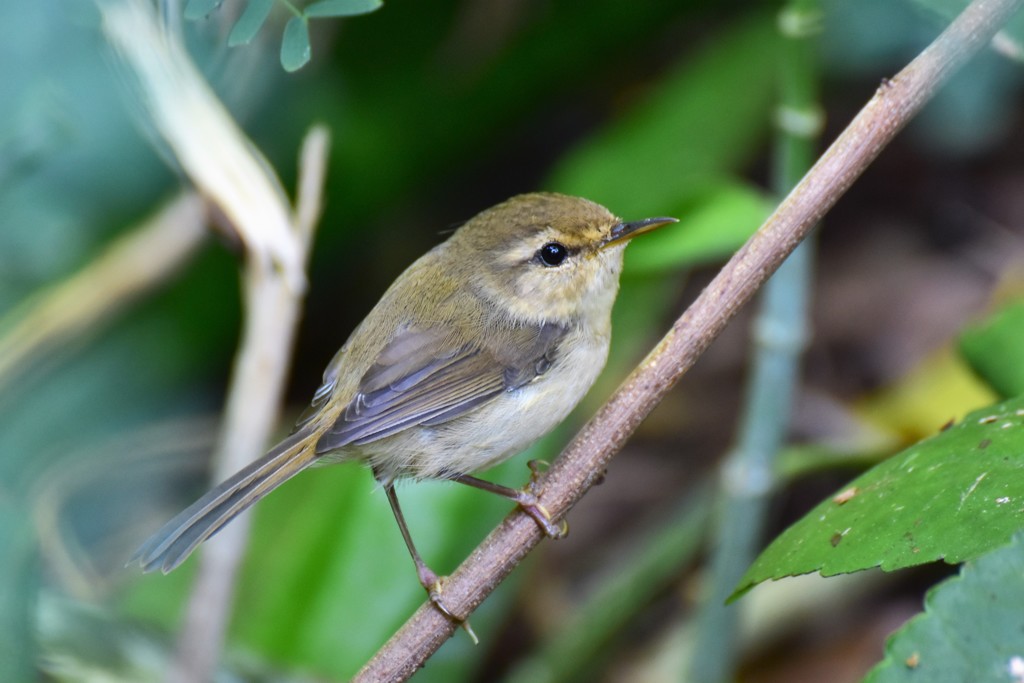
[131,427,320,573]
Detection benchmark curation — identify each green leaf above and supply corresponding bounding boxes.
[280,16,312,72]
[734,394,1024,598]
[624,181,772,275]
[959,301,1024,398]
[183,0,223,21]
[864,533,1024,683]
[228,0,274,47]
[548,16,780,219]
[305,0,383,18]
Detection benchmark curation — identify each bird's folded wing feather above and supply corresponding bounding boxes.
[315,323,566,452]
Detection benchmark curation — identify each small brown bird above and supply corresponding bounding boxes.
[132,192,675,618]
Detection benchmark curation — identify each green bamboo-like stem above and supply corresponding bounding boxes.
[501,485,712,683]
[686,2,822,681]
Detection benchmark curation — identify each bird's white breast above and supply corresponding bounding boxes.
[360,325,610,481]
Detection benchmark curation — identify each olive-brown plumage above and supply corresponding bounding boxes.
[132,192,675,610]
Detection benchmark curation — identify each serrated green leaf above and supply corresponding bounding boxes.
[734,395,1024,599]
[280,16,312,72]
[184,0,223,21]
[305,0,383,18]
[624,181,771,275]
[864,532,1024,683]
[548,16,780,219]
[960,301,1024,398]
[228,0,274,47]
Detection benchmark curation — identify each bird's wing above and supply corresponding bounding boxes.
[291,344,347,433]
[315,322,567,452]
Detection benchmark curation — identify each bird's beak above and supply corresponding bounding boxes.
[602,216,678,249]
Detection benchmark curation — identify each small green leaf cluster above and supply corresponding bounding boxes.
[184,0,383,71]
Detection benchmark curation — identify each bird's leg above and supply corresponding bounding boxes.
[450,460,568,539]
[381,479,478,642]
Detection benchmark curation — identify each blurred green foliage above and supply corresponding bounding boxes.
[5,0,1024,680]
[960,300,1024,398]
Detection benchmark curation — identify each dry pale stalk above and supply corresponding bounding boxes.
[100,2,331,681]
[168,128,330,683]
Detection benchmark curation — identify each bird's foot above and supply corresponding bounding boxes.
[418,567,478,644]
[516,460,568,539]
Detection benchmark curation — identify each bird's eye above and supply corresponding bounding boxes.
[537,242,569,267]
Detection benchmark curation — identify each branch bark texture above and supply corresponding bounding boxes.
[356,0,1024,679]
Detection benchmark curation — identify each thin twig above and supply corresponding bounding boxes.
[294,125,332,244]
[356,0,1024,678]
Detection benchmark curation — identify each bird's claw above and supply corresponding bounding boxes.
[425,577,478,644]
[518,494,569,539]
[520,460,568,539]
